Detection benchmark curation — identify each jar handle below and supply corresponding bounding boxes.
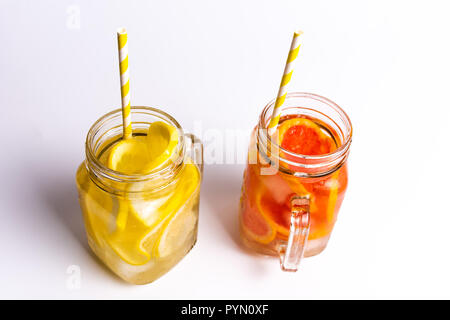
[278,195,310,272]
[184,133,204,174]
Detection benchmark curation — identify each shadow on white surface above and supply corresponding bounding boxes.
[30,162,129,285]
[36,171,86,250]
[201,164,243,248]
[201,164,274,263]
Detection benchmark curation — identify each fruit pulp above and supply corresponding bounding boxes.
[239,115,348,257]
[76,128,201,284]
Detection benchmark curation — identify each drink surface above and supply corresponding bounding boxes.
[239,115,348,256]
[76,125,201,284]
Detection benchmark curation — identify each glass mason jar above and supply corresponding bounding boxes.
[76,107,203,284]
[239,93,352,271]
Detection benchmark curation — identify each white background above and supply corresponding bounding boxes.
[1,0,450,299]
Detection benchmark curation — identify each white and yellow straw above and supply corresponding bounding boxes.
[117,27,132,139]
[267,30,304,135]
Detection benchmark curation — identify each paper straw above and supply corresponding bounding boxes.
[117,27,132,139]
[267,30,304,135]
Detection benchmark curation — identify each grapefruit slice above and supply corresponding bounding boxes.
[277,118,336,155]
[256,191,290,237]
[240,195,276,245]
[255,183,318,237]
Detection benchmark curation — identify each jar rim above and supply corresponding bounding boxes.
[85,106,186,183]
[258,92,353,163]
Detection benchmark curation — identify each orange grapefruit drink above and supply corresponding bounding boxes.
[239,93,352,271]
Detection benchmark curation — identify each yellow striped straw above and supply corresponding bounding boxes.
[267,30,304,135]
[117,27,132,139]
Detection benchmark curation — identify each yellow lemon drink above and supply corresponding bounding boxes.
[76,107,203,284]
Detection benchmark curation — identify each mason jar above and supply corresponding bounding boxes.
[239,93,352,271]
[76,107,203,284]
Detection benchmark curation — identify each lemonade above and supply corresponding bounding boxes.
[76,107,202,284]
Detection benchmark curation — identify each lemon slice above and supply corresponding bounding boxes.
[153,162,200,258]
[145,121,179,171]
[106,121,178,175]
[157,205,198,259]
[76,165,121,247]
[107,137,152,175]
